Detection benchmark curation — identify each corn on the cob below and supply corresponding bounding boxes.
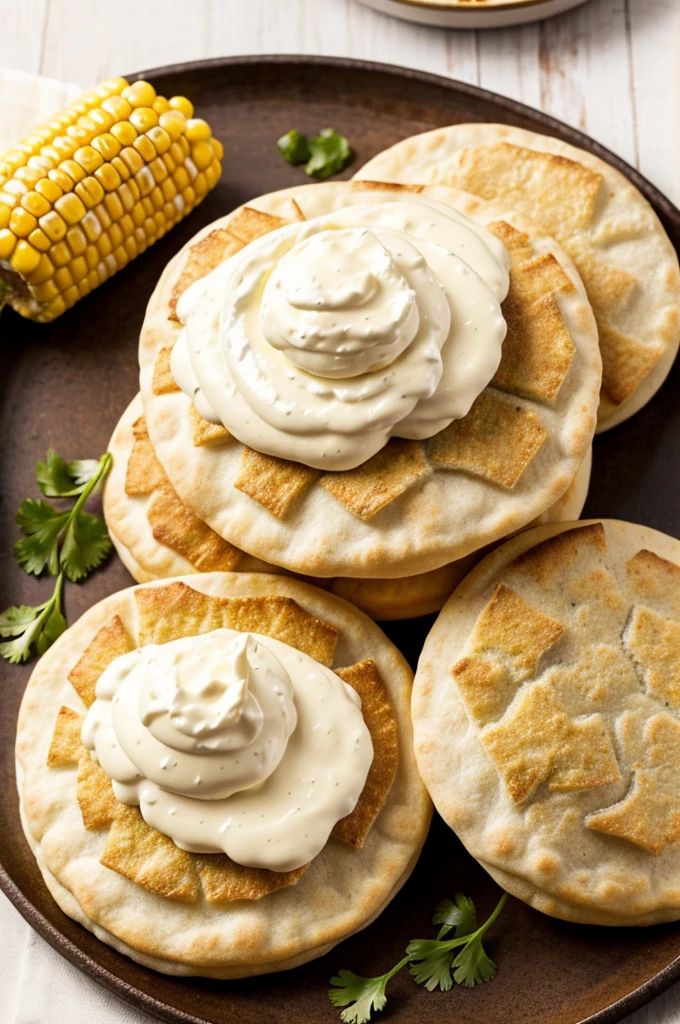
[0,77,222,323]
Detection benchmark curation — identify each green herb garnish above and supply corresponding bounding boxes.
[1,450,112,663]
[329,890,507,1023]
[277,127,351,179]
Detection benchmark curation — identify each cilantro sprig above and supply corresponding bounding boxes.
[0,450,112,664]
[277,127,351,179]
[329,890,507,1024]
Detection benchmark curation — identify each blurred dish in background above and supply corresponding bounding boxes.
[356,0,592,29]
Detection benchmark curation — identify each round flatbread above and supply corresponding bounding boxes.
[414,519,680,926]
[356,124,680,431]
[105,396,591,620]
[138,180,600,579]
[17,572,431,976]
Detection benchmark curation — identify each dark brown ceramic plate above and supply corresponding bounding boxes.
[1,54,680,1024]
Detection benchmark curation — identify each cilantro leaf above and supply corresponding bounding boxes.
[305,128,351,180]
[408,939,456,992]
[60,510,112,582]
[15,500,69,576]
[452,936,498,988]
[329,958,410,1024]
[0,574,65,664]
[37,449,101,497]
[277,129,311,166]
[433,892,477,939]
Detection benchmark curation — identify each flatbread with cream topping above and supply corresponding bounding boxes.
[138,180,600,579]
[413,519,680,926]
[356,124,680,431]
[17,572,431,976]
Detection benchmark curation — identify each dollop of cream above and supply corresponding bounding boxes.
[171,195,509,471]
[82,630,373,871]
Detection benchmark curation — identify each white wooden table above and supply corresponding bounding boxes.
[1,1,680,1022]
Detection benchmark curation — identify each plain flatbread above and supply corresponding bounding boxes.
[356,123,680,431]
[414,519,680,926]
[17,572,431,976]
[138,180,600,579]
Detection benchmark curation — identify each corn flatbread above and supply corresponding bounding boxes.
[356,124,680,431]
[414,519,680,926]
[17,573,431,976]
[138,181,600,579]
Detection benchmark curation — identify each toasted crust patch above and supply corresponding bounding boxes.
[513,522,606,586]
[169,228,244,321]
[147,483,242,572]
[470,583,564,679]
[46,706,84,768]
[626,549,680,609]
[151,346,180,396]
[481,680,620,803]
[125,415,166,496]
[332,660,398,847]
[189,404,231,447]
[587,713,680,854]
[76,752,119,830]
[134,582,338,666]
[509,252,575,305]
[427,390,547,488]
[195,855,309,903]
[452,657,516,727]
[227,206,290,244]
[494,292,575,404]
[624,605,680,711]
[68,616,135,708]
[234,447,320,518]
[101,804,200,901]
[487,220,534,265]
[320,439,430,521]
[598,321,663,406]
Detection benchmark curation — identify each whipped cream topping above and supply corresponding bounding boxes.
[171,195,509,471]
[82,630,373,871]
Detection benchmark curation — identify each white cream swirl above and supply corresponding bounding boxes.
[171,195,509,471]
[82,630,373,871]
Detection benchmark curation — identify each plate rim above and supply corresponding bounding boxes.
[358,0,585,14]
[3,51,680,1024]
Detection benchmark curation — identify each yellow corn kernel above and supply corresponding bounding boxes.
[32,279,59,303]
[0,204,10,229]
[11,240,41,274]
[70,255,87,282]
[0,191,17,209]
[95,204,112,230]
[191,141,213,172]
[113,244,128,269]
[141,196,154,217]
[169,96,193,119]
[193,172,208,198]
[55,193,87,226]
[109,156,130,183]
[66,226,87,255]
[162,201,175,223]
[50,241,71,268]
[77,277,92,299]
[123,81,156,108]
[63,285,80,308]
[130,107,158,133]
[131,202,146,228]
[161,177,177,202]
[149,186,164,211]
[146,125,171,155]
[5,179,28,196]
[61,159,86,183]
[39,210,67,242]
[143,216,156,239]
[95,163,122,193]
[97,233,112,258]
[136,166,155,198]
[120,146,144,175]
[124,235,137,260]
[22,191,51,218]
[110,121,137,147]
[75,176,105,209]
[127,178,141,202]
[182,185,196,208]
[104,192,124,221]
[53,266,72,290]
[84,245,98,271]
[186,118,212,142]
[45,296,67,318]
[89,108,114,132]
[205,160,221,190]
[81,210,102,242]
[28,228,52,252]
[25,253,54,285]
[119,213,134,237]
[15,165,43,187]
[102,95,132,123]
[74,145,103,174]
[149,157,168,184]
[46,168,72,194]
[133,135,156,163]
[173,166,189,191]
[65,125,90,146]
[153,96,171,115]
[92,133,122,161]
[109,223,123,249]
[117,182,135,212]
[86,267,99,290]
[159,110,186,142]
[9,207,37,237]
[0,228,17,259]
[161,152,175,175]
